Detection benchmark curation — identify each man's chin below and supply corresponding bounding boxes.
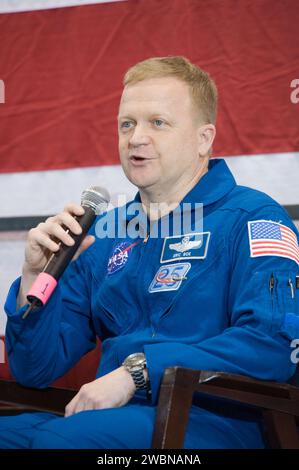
[125,172,158,191]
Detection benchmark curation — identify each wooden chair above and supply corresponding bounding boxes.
[0,367,298,448]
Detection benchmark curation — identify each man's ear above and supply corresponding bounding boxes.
[197,124,216,156]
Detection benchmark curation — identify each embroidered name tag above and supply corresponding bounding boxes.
[160,232,210,263]
[149,263,191,293]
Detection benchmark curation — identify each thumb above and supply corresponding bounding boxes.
[72,235,95,261]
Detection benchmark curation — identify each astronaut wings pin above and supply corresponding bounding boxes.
[160,232,210,263]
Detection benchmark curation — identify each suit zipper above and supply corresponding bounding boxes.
[136,233,157,337]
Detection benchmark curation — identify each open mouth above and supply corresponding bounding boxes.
[130,156,149,162]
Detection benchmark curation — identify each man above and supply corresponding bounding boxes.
[1,56,299,448]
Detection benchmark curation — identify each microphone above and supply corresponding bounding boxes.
[22,186,110,319]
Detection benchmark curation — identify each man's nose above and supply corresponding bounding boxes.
[129,124,151,147]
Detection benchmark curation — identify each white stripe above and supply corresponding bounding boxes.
[0,233,26,334]
[0,153,298,218]
[223,152,299,206]
[0,0,125,14]
[252,245,299,260]
[251,249,299,264]
[0,164,136,217]
[252,241,299,256]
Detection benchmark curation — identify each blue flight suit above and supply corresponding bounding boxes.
[1,158,299,448]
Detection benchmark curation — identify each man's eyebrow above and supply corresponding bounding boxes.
[118,111,173,121]
[117,115,134,121]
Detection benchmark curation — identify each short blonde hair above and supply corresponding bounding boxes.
[124,56,218,124]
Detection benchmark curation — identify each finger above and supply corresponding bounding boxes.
[81,235,95,248]
[73,400,88,415]
[53,212,83,236]
[63,203,85,217]
[64,395,79,417]
[28,226,60,252]
[66,398,87,417]
[72,235,95,261]
[42,221,76,247]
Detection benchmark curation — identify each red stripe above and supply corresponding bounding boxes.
[280,231,296,241]
[280,225,297,239]
[252,241,299,257]
[253,239,298,250]
[0,1,299,173]
[119,240,142,255]
[252,241,299,253]
[252,248,299,261]
[251,250,299,264]
[281,231,297,245]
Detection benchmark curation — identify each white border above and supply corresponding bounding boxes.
[1,153,298,218]
[148,262,191,293]
[0,0,126,14]
[160,232,211,264]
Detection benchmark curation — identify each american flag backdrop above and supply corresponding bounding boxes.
[0,0,299,333]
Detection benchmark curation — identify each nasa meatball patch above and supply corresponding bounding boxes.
[107,240,141,275]
[160,232,210,263]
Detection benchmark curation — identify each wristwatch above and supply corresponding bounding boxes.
[122,352,149,390]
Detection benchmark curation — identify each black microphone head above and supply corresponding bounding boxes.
[81,186,110,215]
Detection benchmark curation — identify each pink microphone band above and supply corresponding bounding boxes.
[27,272,57,306]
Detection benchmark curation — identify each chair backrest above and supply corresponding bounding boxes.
[288,366,299,388]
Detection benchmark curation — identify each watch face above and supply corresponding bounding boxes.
[125,353,145,368]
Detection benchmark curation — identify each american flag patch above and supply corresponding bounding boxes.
[248,220,299,265]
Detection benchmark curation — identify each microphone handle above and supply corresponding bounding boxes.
[26,205,96,308]
[44,206,95,279]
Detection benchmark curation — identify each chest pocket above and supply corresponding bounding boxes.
[92,231,227,333]
[272,271,299,340]
[92,239,149,336]
[140,232,227,322]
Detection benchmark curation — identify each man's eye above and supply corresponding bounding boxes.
[153,119,164,127]
[120,121,132,129]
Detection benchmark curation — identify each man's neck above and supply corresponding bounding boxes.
[140,158,209,221]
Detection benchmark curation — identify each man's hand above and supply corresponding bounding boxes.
[64,366,136,417]
[17,203,95,309]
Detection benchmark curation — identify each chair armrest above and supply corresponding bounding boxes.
[0,379,77,416]
[197,370,299,415]
[152,367,299,449]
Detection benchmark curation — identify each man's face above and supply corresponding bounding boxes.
[118,77,205,196]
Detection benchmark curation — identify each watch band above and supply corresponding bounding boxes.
[122,353,150,391]
[131,368,148,390]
